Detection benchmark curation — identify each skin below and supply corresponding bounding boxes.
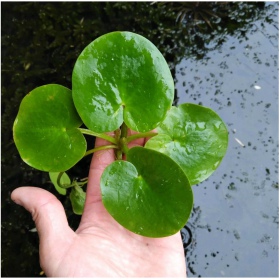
[11,132,187,277]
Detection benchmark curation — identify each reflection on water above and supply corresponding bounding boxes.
[176,2,278,277]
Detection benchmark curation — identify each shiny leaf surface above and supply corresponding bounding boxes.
[72,31,174,133]
[101,146,193,237]
[13,84,87,172]
[145,103,228,185]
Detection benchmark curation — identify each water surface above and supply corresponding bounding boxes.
[178,3,278,277]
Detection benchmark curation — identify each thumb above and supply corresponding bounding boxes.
[11,186,75,247]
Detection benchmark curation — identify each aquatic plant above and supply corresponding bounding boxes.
[13,31,228,237]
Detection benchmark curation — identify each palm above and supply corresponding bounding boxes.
[44,216,186,277]
[12,135,187,277]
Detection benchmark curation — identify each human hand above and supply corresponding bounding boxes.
[11,132,187,277]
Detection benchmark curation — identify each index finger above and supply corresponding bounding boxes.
[80,136,116,224]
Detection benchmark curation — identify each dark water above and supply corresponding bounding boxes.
[178,3,278,277]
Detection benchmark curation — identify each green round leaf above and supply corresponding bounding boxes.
[49,172,70,195]
[70,186,86,215]
[13,84,87,172]
[72,31,174,133]
[101,146,193,237]
[145,103,228,185]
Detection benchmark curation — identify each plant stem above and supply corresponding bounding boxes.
[120,123,128,138]
[120,137,129,154]
[78,128,117,144]
[84,144,118,157]
[120,123,129,155]
[56,172,74,189]
[126,132,158,143]
[61,179,88,189]
[114,128,121,143]
[57,172,64,188]
[114,128,123,160]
